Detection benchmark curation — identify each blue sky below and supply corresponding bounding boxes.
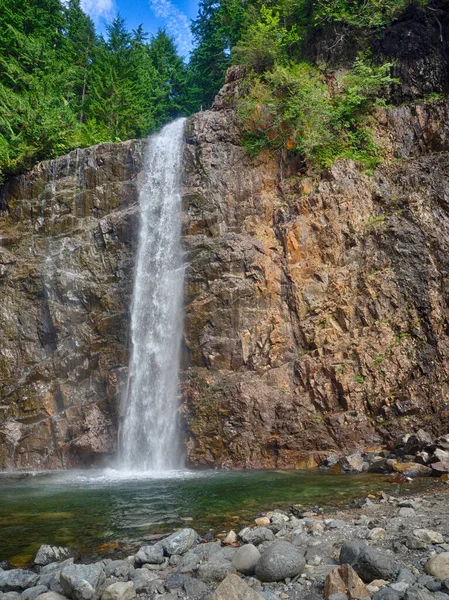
[80,0,198,56]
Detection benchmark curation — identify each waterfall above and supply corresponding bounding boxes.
[120,118,186,472]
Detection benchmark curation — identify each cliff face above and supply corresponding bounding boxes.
[180,76,449,468]
[2,14,449,470]
[0,141,145,469]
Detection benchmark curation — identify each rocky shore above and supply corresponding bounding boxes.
[2,478,449,600]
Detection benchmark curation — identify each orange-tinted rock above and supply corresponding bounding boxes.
[324,564,370,600]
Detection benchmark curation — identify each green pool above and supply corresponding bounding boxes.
[0,468,432,565]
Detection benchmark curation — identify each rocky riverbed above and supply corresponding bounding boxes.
[2,480,449,600]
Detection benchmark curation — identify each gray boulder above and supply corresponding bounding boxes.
[177,552,201,574]
[425,553,449,580]
[21,586,49,600]
[255,542,305,582]
[160,529,198,556]
[37,560,75,594]
[372,589,403,600]
[59,563,106,600]
[34,593,68,600]
[100,582,135,600]
[340,542,398,582]
[0,571,39,592]
[130,570,161,595]
[341,453,364,473]
[1,594,22,600]
[197,560,235,583]
[182,577,209,600]
[103,562,133,583]
[134,545,164,565]
[232,545,261,575]
[405,586,435,600]
[193,543,222,561]
[239,527,274,546]
[34,547,74,567]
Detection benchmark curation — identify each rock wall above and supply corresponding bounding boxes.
[0,141,146,469]
[180,76,449,468]
[2,47,449,471]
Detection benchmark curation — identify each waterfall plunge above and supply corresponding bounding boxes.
[120,119,186,472]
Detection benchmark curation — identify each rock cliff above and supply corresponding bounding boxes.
[180,77,449,468]
[2,10,449,469]
[0,141,145,468]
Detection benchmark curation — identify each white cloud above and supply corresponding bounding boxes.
[149,0,193,56]
[81,0,116,20]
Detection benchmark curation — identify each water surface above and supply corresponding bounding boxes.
[0,468,431,564]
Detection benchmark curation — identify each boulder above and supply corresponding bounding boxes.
[425,554,449,580]
[193,543,222,560]
[239,527,274,546]
[367,529,387,541]
[37,560,75,594]
[177,552,201,574]
[222,531,237,545]
[1,593,22,600]
[34,548,75,568]
[393,463,432,478]
[160,529,198,556]
[431,462,449,475]
[35,594,68,600]
[59,563,106,600]
[134,545,164,565]
[405,586,435,600]
[407,530,444,549]
[324,565,370,600]
[182,576,209,600]
[232,545,261,575]
[103,562,134,582]
[255,542,305,582]
[130,570,160,595]
[372,588,403,600]
[341,453,364,473]
[21,586,49,600]
[0,571,39,592]
[197,560,235,583]
[339,542,398,582]
[255,518,270,527]
[101,582,135,600]
[210,574,263,600]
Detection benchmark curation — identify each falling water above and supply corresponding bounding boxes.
[120,119,186,472]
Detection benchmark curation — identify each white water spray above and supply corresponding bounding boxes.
[120,119,186,472]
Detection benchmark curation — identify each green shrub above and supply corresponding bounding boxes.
[314,0,431,28]
[237,53,396,169]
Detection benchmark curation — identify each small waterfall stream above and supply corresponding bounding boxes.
[120,118,186,472]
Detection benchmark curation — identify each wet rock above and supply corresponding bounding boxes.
[161,529,198,556]
[255,542,306,582]
[21,586,49,600]
[425,554,449,580]
[59,563,106,600]
[34,548,75,568]
[239,528,275,546]
[100,582,135,600]
[232,544,261,575]
[134,545,164,565]
[324,565,370,600]
[210,574,263,600]
[0,571,39,592]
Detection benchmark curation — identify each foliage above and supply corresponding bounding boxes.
[0,1,194,183]
[313,0,431,28]
[238,54,396,169]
